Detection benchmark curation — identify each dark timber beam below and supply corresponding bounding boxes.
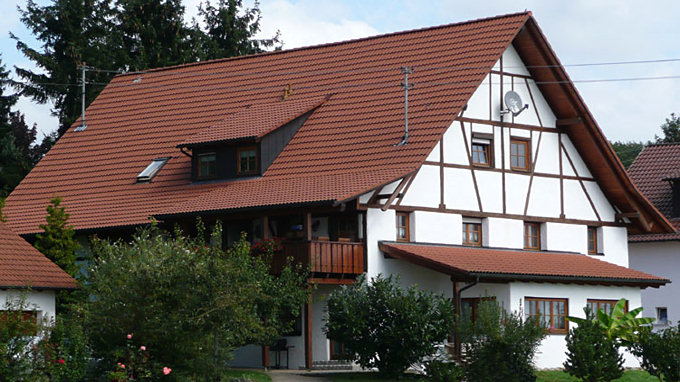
[556,117,583,126]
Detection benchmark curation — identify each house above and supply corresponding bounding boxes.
[628,143,680,328]
[3,12,673,369]
[0,221,77,322]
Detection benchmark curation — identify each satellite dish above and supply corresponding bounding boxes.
[503,90,529,116]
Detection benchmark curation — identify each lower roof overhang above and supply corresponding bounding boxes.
[379,242,669,289]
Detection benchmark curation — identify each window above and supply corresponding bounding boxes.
[524,222,541,250]
[657,307,668,324]
[136,157,169,182]
[462,297,496,323]
[396,212,410,242]
[462,222,482,246]
[197,153,217,179]
[510,138,530,171]
[237,146,258,175]
[587,299,627,316]
[0,310,38,336]
[526,297,568,334]
[329,340,346,360]
[587,227,598,254]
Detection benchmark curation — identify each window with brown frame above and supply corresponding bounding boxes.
[462,297,496,323]
[587,227,598,255]
[462,222,482,246]
[0,310,38,336]
[525,297,568,334]
[471,142,491,166]
[396,212,410,242]
[329,339,346,360]
[587,299,627,316]
[197,153,217,179]
[237,146,258,175]
[510,138,530,171]
[524,222,541,250]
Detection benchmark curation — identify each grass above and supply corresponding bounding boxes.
[325,370,657,382]
[536,370,657,382]
[223,369,272,382]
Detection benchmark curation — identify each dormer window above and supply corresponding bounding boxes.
[136,157,169,182]
[197,153,217,179]
[237,146,258,175]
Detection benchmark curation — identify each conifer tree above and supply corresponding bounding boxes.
[34,197,79,277]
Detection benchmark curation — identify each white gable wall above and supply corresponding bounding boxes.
[0,289,56,323]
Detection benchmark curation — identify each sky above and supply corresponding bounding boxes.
[2,0,680,144]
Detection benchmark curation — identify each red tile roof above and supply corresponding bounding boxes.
[0,222,77,289]
[179,94,330,147]
[380,242,668,288]
[629,143,680,242]
[4,12,531,233]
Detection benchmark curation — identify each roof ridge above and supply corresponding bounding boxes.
[115,11,532,77]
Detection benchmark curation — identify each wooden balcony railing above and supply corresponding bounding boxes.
[274,240,365,277]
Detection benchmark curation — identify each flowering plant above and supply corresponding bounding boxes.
[107,334,171,381]
[250,237,284,256]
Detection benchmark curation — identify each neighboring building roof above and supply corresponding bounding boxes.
[0,222,77,289]
[178,94,330,148]
[380,242,668,288]
[629,143,680,242]
[3,11,672,236]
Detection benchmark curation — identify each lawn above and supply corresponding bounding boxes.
[325,370,657,381]
[536,370,657,382]
[224,369,272,382]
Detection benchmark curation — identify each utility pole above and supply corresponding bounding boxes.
[75,62,91,132]
[396,67,414,146]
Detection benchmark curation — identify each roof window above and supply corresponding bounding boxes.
[137,157,169,182]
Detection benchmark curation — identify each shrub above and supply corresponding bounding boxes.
[458,300,547,382]
[0,293,44,380]
[36,314,91,381]
[324,274,455,378]
[424,359,464,382]
[564,307,624,382]
[82,221,310,379]
[630,323,680,381]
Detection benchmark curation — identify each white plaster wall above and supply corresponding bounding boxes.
[399,164,439,207]
[505,173,531,215]
[0,289,56,323]
[443,168,478,211]
[508,283,642,369]
[584,181,616,222]
[563,180,598,221]
[486,218,524,249]
[544,223,587,254]
[442,121,469,165]
[630,241,680,326]
[526,177,561,218]
[601,226,629,267]
[463,74,491,121]
[413,211,461,245]
[475,171,503,213]
[562,135,593,178]
[533,132,560,174]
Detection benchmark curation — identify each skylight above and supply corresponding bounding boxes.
[137,157,169,182]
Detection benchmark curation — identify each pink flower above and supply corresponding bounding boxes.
[121,364,125,369]
[58,359,64,364]
[163,367,172,375]
[140,345,146,351]
[126,334,133,339]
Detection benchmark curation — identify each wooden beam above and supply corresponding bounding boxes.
[381,176,410,211]
[263,216,270,240]
[556,117,582,126]
[304,212,312,241]
[616,212,640,219]
[304,294,313,369]
[456,116,557,133]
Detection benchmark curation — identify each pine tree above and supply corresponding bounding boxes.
[12,0,115,136]
[197,0,281,60]
[34,197,79,277]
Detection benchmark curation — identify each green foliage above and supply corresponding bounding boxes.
[567,299,654,345]
[457,300,547,382]
[197,0,281,60]
[324,274,455,378]
[0,293,44,380]
[630,324,680,381]
[564,307,624,382]
[424,359,464,382]
[0,197,6,222]
[611,141,646,169]
[656,113,680,143]
[35,314,91,381]
[82,222,309,380]
[34,196,80,278]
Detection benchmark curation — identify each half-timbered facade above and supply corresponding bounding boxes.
[4,12,672,369]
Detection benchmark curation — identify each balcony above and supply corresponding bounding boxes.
[274,240,365,282]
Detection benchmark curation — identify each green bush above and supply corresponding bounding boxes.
[424,359,464,382]
[324,274,455,378]
[0,293,43,380]
[81,221,310,380]
[36,314,91,381]
[458,300,547,382]
[564,308,624,382]
[630,323,680,381]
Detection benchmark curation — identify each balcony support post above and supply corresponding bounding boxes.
[263,216,270,240]
[304,292,313,369]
